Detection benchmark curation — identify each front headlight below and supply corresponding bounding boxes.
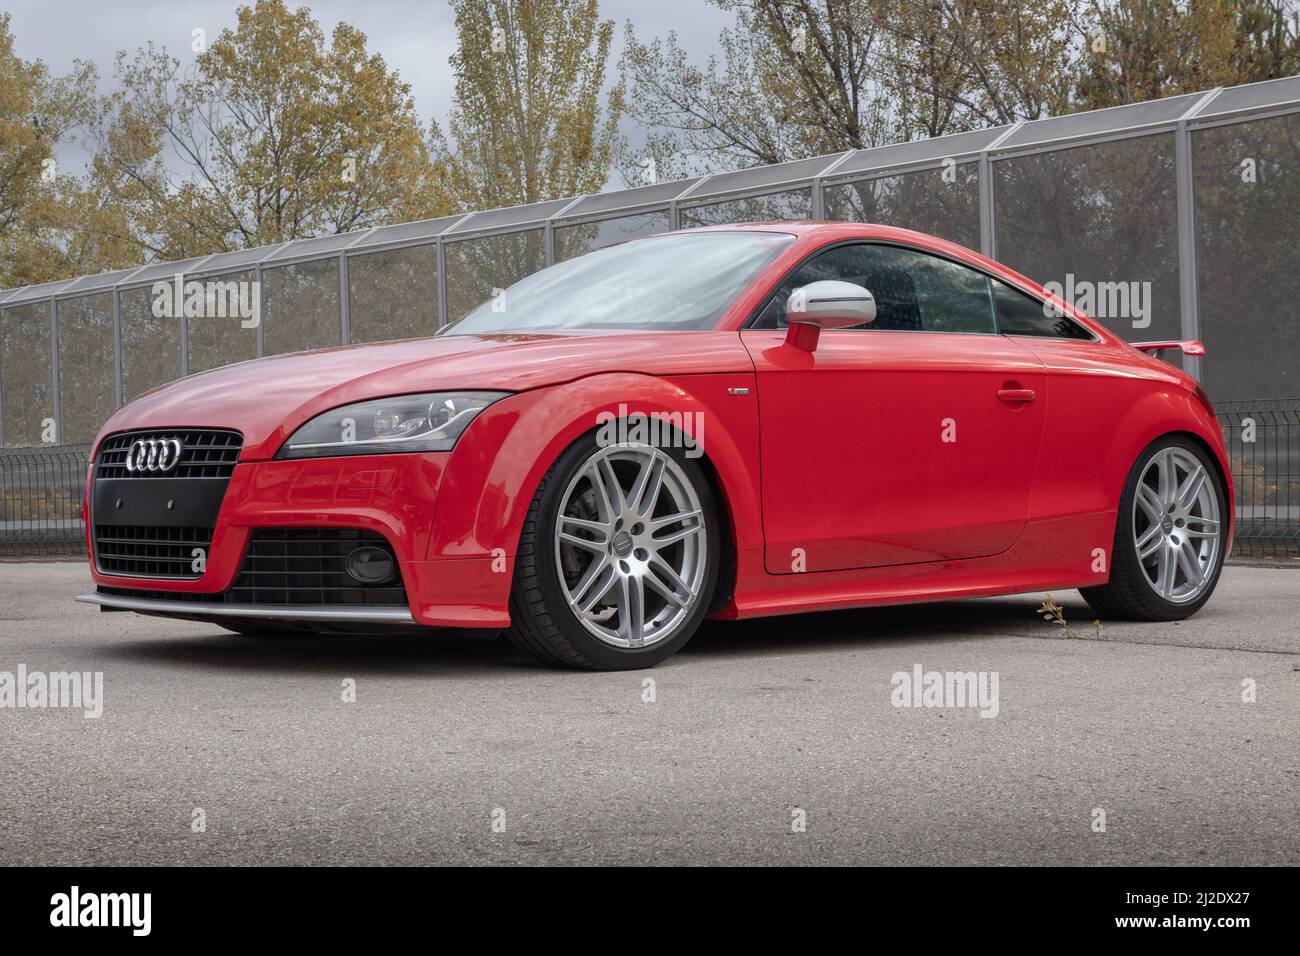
[276,391,510,459]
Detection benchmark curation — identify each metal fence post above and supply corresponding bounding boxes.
[979,123,1023,259]
[50,298,60,445]
[812,151,855,220]
[255,263,266,357]
[546,197,586,266]
[978,154,994,258]
[435,239,448,329]
[112,288,123,408]
[1174,90,1222,382]
[1174,122,1202,380]
[339,252,351,345]
[179,273,190,377]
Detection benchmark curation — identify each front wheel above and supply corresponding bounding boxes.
[1081,435,1227,621]
[507,435,719,669]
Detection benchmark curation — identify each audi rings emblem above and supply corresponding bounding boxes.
[125,437,184,473]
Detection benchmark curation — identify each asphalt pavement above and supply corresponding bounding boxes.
[1,561,1296,865]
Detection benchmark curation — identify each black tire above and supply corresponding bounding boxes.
[506,433,720,670]
[1081,434,1227,621]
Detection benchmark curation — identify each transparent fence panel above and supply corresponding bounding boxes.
[0,302,54,446]
[263,258,342,355]
[444,229,546,323]
[120,285,182,400]
[678,188,813,227]
[57,293,116,444]
[825,164,981,250]
[347,245,439,343]
[1193,113,1300,403]
[187,271,259,373]
[555,210,672,262]
[993,133,1182,349]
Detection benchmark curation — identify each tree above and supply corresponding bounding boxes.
[1073,0,1300,110]
[0,13,106,288]
[619,0,900,179]
[90,0,453,261]
[900,0,1078,127]
[619,0,1300,179]
[1236,0,1300,79]
[618,0,1078,180]
[431,0,625,209]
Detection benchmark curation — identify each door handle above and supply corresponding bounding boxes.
[997,388,1036,403]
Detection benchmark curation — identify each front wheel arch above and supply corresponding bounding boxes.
[427,373,762,567]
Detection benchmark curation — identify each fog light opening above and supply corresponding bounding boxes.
[345,546,397,586]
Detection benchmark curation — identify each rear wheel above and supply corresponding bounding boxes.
[1081,435,1227,621]
[507,434,719,669]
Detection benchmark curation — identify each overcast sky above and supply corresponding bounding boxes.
[4,0,733,181]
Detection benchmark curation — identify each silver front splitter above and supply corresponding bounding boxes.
[75,592,417,625]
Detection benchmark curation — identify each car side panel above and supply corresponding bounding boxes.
[1013,338,1233,528]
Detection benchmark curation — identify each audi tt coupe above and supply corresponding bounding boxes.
[77,222,1233,669]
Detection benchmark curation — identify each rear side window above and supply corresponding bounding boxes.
[752,243,996,334]
[992,279,1093,340]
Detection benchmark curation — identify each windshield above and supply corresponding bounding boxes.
[442,230,794,334]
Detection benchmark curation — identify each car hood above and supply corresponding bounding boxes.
[94,331,752,459]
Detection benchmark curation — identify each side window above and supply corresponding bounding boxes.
[753,243,995,334]
[992,278,1093,340]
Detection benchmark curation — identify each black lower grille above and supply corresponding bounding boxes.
[229,529,407,606]
[99,528,407,608]
[94,525,212,579]
[98,585,225,605]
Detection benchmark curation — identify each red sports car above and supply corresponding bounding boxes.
[78,222,1233,669]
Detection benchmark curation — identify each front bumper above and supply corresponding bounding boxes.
[85,452,513,629]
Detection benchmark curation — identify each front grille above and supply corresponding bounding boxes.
[94,524,212,579]
[96,429,243,479]
[92,428,240,579]
[98,528,408,608]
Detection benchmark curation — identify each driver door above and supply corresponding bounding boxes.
[741,242,1048,573]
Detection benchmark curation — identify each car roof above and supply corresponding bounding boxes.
[669,220,944,242]
[664,220,990,266]
[668,219,996,279]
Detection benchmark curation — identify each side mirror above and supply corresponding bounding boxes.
[784,280,876,351]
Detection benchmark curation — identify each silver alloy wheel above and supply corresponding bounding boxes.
[554,444,707,649]
[1133,447,1222,604]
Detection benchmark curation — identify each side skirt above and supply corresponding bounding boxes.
[718,511,1117,620]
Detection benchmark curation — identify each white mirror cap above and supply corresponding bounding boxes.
[786,280,876,329]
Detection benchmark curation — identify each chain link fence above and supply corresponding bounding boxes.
[1,405,1297,561]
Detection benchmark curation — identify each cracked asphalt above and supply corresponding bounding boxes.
[1,561,1296,865]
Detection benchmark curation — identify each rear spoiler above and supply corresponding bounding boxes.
[1131,340,1206,357]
